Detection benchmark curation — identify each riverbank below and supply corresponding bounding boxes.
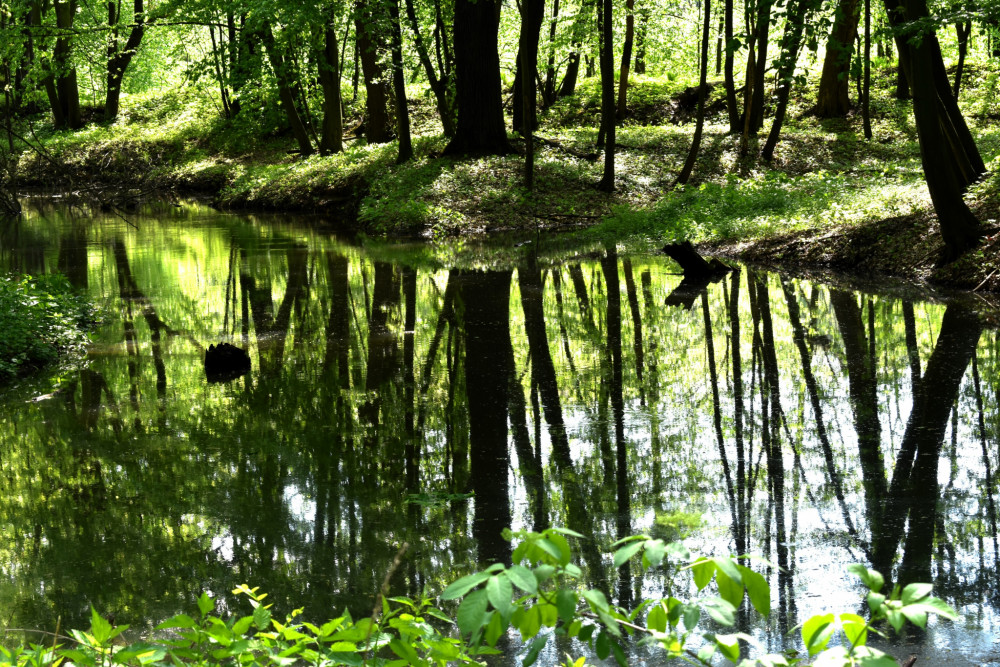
[12,69,1000,293]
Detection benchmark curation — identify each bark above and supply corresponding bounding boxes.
[634,5,648,73]
[444,0,509,155]
[616,0,636,118]
[105,0,146,122]
[403,0,455,136]
[761,0,811,159]
[816,0,862,117]
[862,0,872,138]
[542,0,560,107]
[747,0,772,133]
[724,0,739,131]
[317,26,344,154]
[953,21,971,98]
[259,22,314,156]
[675,0,711,184]
[388,0,412,162]
[597,0,615,191]
[512,0,544,134]
[355,0,394,144]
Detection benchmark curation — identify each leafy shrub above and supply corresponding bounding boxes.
[0,273,96,383]
[0,529,957,667]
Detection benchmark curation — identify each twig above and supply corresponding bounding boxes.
[363,542,409,662]
[973,268,998,292]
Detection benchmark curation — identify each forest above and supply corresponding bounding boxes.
[0,0,998,282]
[2,0,1000,663]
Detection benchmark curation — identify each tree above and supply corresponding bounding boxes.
[444,0,509,155]
[597,0,615,191]
[816,0,863,117]
[675,0,711,184]
[105,0,147,121]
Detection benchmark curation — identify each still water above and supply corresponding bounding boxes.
[1,199,999,665]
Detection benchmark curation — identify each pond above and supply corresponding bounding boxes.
[0,199,998,665]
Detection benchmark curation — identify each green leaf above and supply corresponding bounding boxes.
[666,541,691,561]
[505,565,538,594]
[441,572,491,600]
[701,597,736,627]
[610,639,628,666]
[231,616,254,636]
[486,575,513,618]
[595,630,611,660]
[517,604,541,640]
[556,589,578,624]
[840,613,868,647]
[712,557,743,584]
[716,569,744,609]
[691,558,716,590]
[643,539,667,570]
[197,592,215,617]
[801,613,835,655]
[614,541,645,569]
[713,633,741,662]
[388,638,419,663]
[902,596,959,622]
[901,583,933,604]
[848,564,885,593]
[457,589,489,637]
[740,566,770,617]
[484,610,505,646]
[581,589,610,615]
[867,592,886,614]
[886,607,905,633]
[253,604,271,631]
[682,603,701,631]
[647,603,668,633]
[90,608,113,645]
[522,634,548,667]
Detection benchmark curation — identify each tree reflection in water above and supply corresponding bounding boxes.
[0,200,997,662]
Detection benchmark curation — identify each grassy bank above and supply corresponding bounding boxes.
[13,66,1000,290]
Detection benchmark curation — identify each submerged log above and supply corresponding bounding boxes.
[662,241,733,309]
[205,342,251,383]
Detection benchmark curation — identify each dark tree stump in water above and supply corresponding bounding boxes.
[662,241,733,309]
[205,343,251,383]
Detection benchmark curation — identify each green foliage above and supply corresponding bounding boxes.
[0,273,95,383]
[0,529,959,667]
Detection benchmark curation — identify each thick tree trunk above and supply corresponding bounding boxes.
[816,0,862,117]
[105,0,146,122]
[317,26,344,154]
[444,0,509,155]
[389,0,412,162]
[50,0,82,129]
[355,0,394,144]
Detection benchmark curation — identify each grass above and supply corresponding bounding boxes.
[11,60,1000,291]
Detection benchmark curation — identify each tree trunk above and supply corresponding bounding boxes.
[761,0,810,159]
[634,4,648,73]
[724,0,739,132]
[519,0,544,186]
[404,0,455,135]
[862,0,872,138]
[616,0,635,118]
[542,0,561,107]
[51,0,82,129]
[318,25,344,154]
[389,0,412,162]
[355,0,394,144]
[444,0,509,155]
[816,0,862,117]
[105,0,146,122]
[259,22,314,156]
[953,21,971,99]
[597,0,615,191]
[675,0,711,185]
[747,0,772,132]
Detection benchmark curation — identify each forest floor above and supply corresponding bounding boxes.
[14,63,1000,294]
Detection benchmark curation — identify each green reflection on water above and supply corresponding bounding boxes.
[0,200,998,662]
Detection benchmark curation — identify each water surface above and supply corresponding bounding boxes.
[1,199,998,665]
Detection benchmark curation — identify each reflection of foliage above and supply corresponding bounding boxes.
[0,273,95,382]
[406,491,475,506]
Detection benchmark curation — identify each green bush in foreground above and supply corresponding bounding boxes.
[2,529,956,667]
[0,274,95,383]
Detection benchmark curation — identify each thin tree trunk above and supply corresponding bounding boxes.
[761,0,811,158]
[598,0,615,191]
[675,0,711,185]
[724,0,738,131]
[862,0,872,138]
[953,21,971,98]
[616,0,635,118]
[318,25,344,154]
[389,0,413,162]
[816,0,862,117]
[259,23,314,156]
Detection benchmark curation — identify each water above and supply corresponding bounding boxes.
[1,198,999,665]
